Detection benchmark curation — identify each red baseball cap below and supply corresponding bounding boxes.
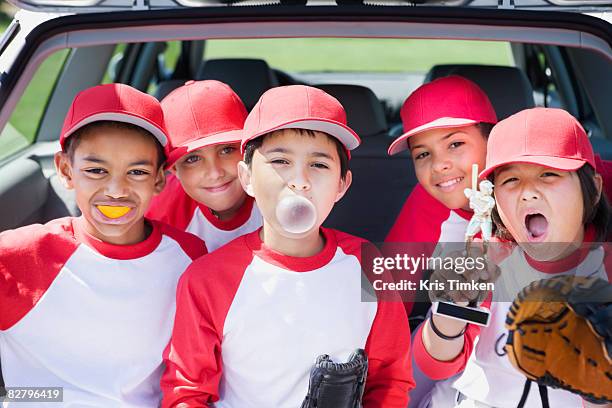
[241,85,361,154]
[162,80,247,168]
[388,75,497,155]
[60,83,169,157]
[480,107,595,179]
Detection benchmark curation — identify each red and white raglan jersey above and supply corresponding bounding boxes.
[147,174,262,252]
[0,217,206,408]
[161,228,414,408]
[414,229,611,407]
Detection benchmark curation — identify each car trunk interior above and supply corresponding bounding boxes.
[0,6,609,354]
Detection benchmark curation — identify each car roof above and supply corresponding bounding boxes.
[7,0,612,14]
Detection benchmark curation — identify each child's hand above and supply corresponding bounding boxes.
[428,243,500,305]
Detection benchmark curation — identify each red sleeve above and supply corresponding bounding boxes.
[412,293,494,380]
[412,318,481,380]
[363,300,414,408]
[0,218,78,330]
[334,231,414,407]
[160,265,221,407]
[161,237,254,407]
[147,174,198,231]
[156,221,207,260]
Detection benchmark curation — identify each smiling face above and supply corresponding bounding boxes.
[55,125,165,245]
[409,125,488,210]
[172,143,246,220]
[493,163,587,260]
[238,129,351,244]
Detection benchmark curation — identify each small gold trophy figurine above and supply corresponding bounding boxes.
[464,164,495,253]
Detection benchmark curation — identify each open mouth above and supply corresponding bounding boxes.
[525,213,548,242]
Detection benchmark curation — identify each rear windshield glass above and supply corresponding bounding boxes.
[205,38,513,73]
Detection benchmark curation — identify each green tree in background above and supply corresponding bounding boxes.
[0,1,16,25]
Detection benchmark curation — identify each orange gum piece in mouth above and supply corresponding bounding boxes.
[97,205,132,219]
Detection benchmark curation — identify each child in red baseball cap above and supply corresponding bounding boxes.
[387,75,498,246]
[414,107,611,408]
[386,76,612,307]
[161,85,414,408]
[387,77,612,406]
[384,75,497,407]
[0,83,205,406]
[147,80,262,252]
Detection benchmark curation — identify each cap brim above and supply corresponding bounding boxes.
[63,112,168,148]
[387,117,478,156]
[184,129,243,151]
[166,129,243,168]
[479,156,587,179]
[241,118,361,154]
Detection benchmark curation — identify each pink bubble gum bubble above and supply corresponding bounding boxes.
[275,195,317,234]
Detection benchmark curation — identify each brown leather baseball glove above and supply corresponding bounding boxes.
[505,275,612,404]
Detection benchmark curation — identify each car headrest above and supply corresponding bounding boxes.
[197,58,279,110]
[425,64,535,120]
[316,84,388,138]
[154,79,187,100]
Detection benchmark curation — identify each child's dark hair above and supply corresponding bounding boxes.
[476,122,495,139]
[63,121,166,169]
[243,128,349,179]
[491,164,610,242]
